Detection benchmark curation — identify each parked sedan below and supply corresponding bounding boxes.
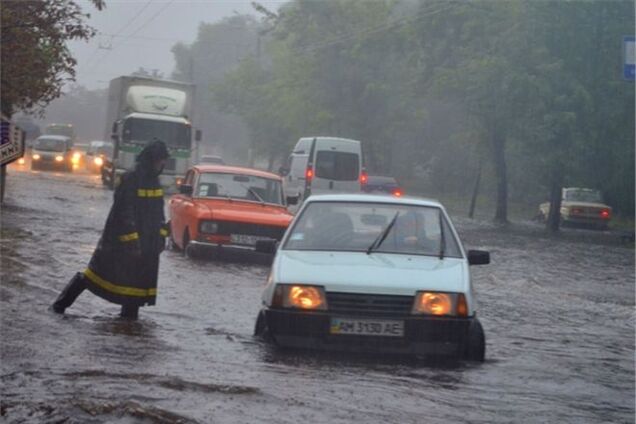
[539,187,612,229]
[254,194,490,361]
[169,165,294,258]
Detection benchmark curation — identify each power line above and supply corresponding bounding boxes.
[83,0,154,70]
[84,0,175,76]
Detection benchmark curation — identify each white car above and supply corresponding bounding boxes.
[254,194,490,361]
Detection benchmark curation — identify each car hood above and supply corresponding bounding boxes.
[273,250,468,296]
[194,199,293,227]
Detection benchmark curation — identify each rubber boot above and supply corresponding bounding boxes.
[52,272,87,313]
[120,304,139,320]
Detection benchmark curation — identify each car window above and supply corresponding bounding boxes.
[35,138,66,151]
[314,151,359,181]
[184,170,195,186]
[564,189,602,203]
[196,172,283,205]
[284,201,462,257]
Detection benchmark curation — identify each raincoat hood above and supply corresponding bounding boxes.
[136,140,170,176]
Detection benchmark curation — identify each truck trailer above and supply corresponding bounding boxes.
[102,76,201,191]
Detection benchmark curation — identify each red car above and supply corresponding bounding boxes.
[169,165,294,258]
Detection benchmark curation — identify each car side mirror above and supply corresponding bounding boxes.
[278,166,289,176]
[468,250,490,265]
[255,239,278,254]
[286,195,299,205]
[179,184,193,196]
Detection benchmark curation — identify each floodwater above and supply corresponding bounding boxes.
[1,165,634,423]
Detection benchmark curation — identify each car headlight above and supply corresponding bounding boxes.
[412,292,468,317]
[94,156,104,166]
[71,152,81,164]
[55,155,64,162]
[273,284,327,310]
[32,154,40,160]
[199,221,218,234]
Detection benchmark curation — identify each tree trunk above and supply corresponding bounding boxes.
[492,133,508,223]
[546,169,563,233]
[468,159,482,219]
[266,152,275,172]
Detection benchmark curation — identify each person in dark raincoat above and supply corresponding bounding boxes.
[52,140,171,319]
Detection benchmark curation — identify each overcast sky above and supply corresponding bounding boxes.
[70,0,285,90]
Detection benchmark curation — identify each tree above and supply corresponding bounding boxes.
[171,15,261,163]
[0,0,105,118]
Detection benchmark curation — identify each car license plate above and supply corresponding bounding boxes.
[330,318,404,337]
[230,234,267,246]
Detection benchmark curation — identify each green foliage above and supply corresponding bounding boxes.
[0,0,104,117]
[208,0,634,218]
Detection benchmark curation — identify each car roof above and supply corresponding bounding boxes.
[305,193,443,208]
[37,135,70,141]
[193,164,281,180]
[564,187,600,192]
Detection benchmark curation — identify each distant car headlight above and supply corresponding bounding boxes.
[94,156,104,166]
[55,155,64,162]
[18,158,25,165]
[273,284,327,310]
[412,292,468,317]
[199,221,218,234]
[71,152,81,164]
[32,154,40,160]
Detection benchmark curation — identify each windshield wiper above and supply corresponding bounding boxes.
[438,210,446,259]
[242,184,265,205]
[367,212,399,255]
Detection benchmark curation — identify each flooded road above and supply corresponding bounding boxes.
[1,166,634,423]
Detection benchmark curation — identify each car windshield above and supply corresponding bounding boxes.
[35,138,66,152]
[196,172,283,205]
[45,125,74,139]
[284,201,462,257]
[564,189,602,203]
[123,118,191,149]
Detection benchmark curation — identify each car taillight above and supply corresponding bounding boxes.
[571,208,583,215]
[305,167,314,181]
[360,171,368,185]
[600,209,610,219]
[392,188,403,197]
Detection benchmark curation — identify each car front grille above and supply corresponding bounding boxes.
[326,292,414,317]
[217,221,286,240]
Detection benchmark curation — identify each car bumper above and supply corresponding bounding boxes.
[562,215,609,227]
[263,308,472,356]
[188,240,274,262]
[33,159,68,169]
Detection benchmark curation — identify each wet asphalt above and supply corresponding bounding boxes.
[1,164,634,423]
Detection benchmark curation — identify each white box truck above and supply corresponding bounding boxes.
[102,76,201,191]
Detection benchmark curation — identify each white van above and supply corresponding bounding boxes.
[281,137,365,201]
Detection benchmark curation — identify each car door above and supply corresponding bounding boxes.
[170,169,196,247]
[311,140,361,195]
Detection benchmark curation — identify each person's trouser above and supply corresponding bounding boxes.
[120,304,139,319]
[52,272,87,312]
